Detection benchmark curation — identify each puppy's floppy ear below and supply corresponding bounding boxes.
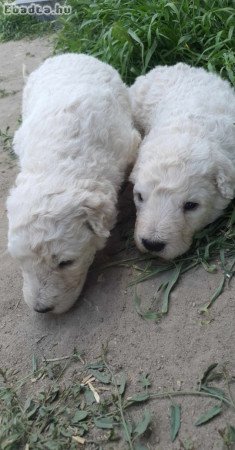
[83,192,116,238]
[129,164,138,184]
[213,152,235,199]
[128,129,141,166]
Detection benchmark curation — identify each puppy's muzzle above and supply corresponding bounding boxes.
[141,238,166,252]
[34,304,54,313]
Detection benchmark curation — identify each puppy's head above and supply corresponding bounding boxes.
[130,137,235,260]
[7,181,116,313]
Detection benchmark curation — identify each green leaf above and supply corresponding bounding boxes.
[200,363,218,385]
[94,417,114,429]
[133,291,142,316]
[170,404,181,442]
[219,424,235,446]
[166,2,180,19]
[134,410,151,437]
[201,261,217,273]
[201,385,226,400]
[127,29,143,46]
[162,263,183,314]
[123,420,133,442]
[195,405,222,426]
[86,361,104,370]
[227,425,235,442]
[84,387,96,405]
[133,291,160,321]
[117,372,126,395]
[72,410,89,423]
[24,399,39,419]
[89,369,111,384]
[139,374,151,389]
[32,354,38,373]
[142,310,161,321]
[129,393,150,403]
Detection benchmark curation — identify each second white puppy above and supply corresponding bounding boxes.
[7,53,140,313]
[130,63,235,260]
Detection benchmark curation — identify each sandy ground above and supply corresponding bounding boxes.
[0,38,235,450]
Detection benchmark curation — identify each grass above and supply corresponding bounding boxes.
[0,1,56,41]
[1,348,235,450]
[105,200,235,317]
[55,0,235,85]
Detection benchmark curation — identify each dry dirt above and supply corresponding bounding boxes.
[0,38,235,450]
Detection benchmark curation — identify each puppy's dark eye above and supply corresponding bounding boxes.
[58,260,74,269]
[136,192,143,202]
[183,202,199,211]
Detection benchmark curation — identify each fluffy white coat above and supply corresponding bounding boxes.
[130,63,235,259]
[7,53,140,313]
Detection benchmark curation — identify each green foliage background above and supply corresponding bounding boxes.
[55,0,235,84]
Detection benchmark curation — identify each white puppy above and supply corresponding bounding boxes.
[130,63,235,260]
[7,53,140,313]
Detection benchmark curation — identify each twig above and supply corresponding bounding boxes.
[125,389,235,410]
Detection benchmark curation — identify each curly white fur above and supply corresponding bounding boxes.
[130,63,235,260]
[7,53,140,313]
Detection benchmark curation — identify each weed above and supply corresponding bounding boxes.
[1,351,235,449]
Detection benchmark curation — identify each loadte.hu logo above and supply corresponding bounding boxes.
[3,2,72,15]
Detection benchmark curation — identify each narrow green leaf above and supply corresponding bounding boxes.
[201,385,226,400]
[166,2,180,19]
[86,362,104,370]
[129,393,150,403]
[201,261,217,273]
[133,291,160,321]
[142,310,161,321]
[200,363,218,385]
[123,420,133,442]
[32,354,38,373]
[94,417,114,429]
[162,263,183,314]
[170,404,181,442]
[134,410,151,437]
[228,425,235,444]
[199,277,226,313]
[133,291,142,316]
[227,425,235,442]
[127,29,143,46]
[117,372,126,395]
[195,405,222,426]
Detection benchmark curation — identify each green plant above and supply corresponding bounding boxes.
[1,351,235,449]
[56,0,235,85]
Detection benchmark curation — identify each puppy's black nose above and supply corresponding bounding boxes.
[34,305,54,313]
[142,238,166,252]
